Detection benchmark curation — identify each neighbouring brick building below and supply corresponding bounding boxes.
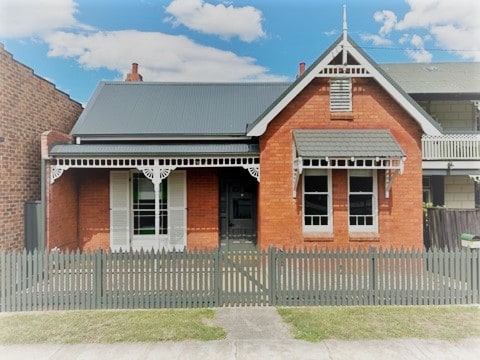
[43,31,479,253]
[0,43,83,250]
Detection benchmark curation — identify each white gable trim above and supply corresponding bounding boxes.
[247,45,343,137]
[247,38,442,137]
[346,44,441,136]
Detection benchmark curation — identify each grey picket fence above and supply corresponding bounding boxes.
[0,247,479,311]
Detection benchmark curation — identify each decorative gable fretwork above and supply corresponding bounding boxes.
[317,65,371,78]
[50,156,260,184]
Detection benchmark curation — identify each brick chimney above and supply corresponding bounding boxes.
[298,62,306,76]
[125,63,143,82]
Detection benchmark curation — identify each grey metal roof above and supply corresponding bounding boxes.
[293,129,405,158]
[71,82,289,137]
[380,63,480,94]
[50,143,259,157]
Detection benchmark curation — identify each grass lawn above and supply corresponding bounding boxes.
[0,309,225,344]
[278,306,480,342]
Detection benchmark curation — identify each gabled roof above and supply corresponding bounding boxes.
[380,62,480,96]
[71,82,289,138]
[246,35,443,137]
[293,129,405,158]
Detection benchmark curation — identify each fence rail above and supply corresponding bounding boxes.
[1,247,479,311]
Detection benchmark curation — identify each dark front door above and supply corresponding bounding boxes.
[220,170,257,250]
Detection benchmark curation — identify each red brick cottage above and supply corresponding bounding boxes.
[43,34,443,252]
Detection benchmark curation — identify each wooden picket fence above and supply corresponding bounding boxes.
[0,247,479,312]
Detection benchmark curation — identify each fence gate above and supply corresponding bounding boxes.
[217,250,269,306]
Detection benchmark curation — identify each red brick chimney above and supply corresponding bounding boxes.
[125,63,143,82]
[299,62,306,76]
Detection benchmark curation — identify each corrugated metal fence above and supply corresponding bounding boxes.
[1,247,479,312]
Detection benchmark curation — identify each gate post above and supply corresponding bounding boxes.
[268,247,277,306]
[94,250,104,309]
[369,246,376,305]
[214,248,221,307]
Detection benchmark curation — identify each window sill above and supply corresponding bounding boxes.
[330,112,354,121]
[304,232,335,242]
[349,233,380,242]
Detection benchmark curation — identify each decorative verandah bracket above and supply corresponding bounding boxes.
[242,164,260,182]
[385,157,405,199]
[292,157,303,198]
[50,164,70,184]
[469,175,480,183]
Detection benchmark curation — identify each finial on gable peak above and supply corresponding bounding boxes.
[342,4,348,65]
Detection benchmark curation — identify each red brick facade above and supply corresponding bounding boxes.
[258,78,423,249]
[0,44,82,250]
[43,77,424,252]
[186,169,220,250]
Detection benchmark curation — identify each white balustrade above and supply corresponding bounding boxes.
[422,134,480,160]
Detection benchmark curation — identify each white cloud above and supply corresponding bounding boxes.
[0,0,91,38]
[404,34,432,62]
[379,0,480,61]
[323,29,338,37]
[45,30,286,82]
[373,10,397,36]
[164,0,265,42]
[360,33,393,46]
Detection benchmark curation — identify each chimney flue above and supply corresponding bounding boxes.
[125,63,143,82]
[298,62,306,77]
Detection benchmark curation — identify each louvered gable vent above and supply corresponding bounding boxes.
[330,78,352,112]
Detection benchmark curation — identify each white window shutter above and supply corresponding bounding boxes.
[110,171,130,251]
[330,78,352,112]
[168,170,187,249]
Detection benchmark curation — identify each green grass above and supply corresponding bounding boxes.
[278,306,480,342]
[0,309,226,344]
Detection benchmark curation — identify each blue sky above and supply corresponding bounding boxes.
[1,0,479,104]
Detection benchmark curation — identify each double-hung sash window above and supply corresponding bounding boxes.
[303,169,332,232]
[132,173,168,235]
[348,169,377,232]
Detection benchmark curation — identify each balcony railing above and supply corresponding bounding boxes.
[422,134,480,160]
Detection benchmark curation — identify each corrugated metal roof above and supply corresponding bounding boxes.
[380,63,480,94]
[293,129,405,158]
[71,82,289,137]
[50,143,259,157]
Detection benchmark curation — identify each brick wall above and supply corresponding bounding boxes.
[258,78,424,250]
[444,175,476,209]
[78,170,110,251]
[187,168,219,249]
[0,44,83,250]
[419,100,476,132]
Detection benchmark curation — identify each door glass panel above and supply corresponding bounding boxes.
[233,198,251,219]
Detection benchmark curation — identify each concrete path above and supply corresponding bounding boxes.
[1,307,479,359]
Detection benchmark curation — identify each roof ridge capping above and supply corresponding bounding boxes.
[246,34,443,137]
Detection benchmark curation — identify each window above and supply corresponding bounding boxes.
[330,78,352,112]
[132,173,168,235]
[303,169,332,232]
[349,170,377,232]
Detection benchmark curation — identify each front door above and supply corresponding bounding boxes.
[220,171,257,250]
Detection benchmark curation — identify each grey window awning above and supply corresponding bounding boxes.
[292,129,406,198]
[293,129,405,159]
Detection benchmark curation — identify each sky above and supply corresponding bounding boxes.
[0,0,479,104]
